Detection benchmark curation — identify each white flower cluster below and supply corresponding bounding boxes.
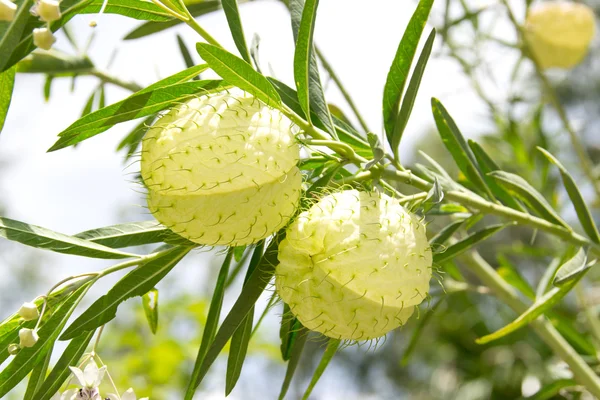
[1,0,62,50]
[49,360,148,400]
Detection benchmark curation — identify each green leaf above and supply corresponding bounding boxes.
[497,254,536,299]
[176,34,196,72]
[81,89,97,117]
[74,221,171,248]
[292,0,334,138]
[187,248,235,398]
[17,51,95,75]
[43,75,53,102]
[225,307,253,395]
[142,288,159,334]
[279,306,300,361]
[433,223,511,264]
[23,345,53,400]
[184,234,282,400]
[278,326,308,400]
[431,98,494,198]
[226,241,265,395]
[421,178,444,213]
[383,0,434,141]
[477,251,589,344]
[33,331,95,400]
[0,284,90,397]
[70,0,175,21]
[268,77,370,156]
[60,246,191,340]
[301,338,340,400]
[0,216,138,259]
[363,133,384,169]
[116,114,155,161]
[553,247,589,287]
[222,0,252,64]
[0,65,15,133]
[489,170,568,228]
[538,147,600,244]
[196,43,280,107]
[50,76,221,151]
[123,1,222,40]
[429,219,466,248]
[391,28,435,157]
[0,0,34,72]
[468,140,526,211]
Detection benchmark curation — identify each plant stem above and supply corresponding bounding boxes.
[463,251,600,398]
[314,46,371,133]
[500,0,600,199]
[184,16,222,47]
[88,70,142,92]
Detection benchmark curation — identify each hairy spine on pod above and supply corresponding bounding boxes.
[525,2,596,69]
[141,90,302,246]
[276,190,433,341]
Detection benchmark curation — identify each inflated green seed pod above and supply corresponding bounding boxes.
[276,190,432,341]
[525,2,595,70]
[141,90,301,246]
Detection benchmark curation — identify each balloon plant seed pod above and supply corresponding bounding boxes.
[141,89,302,246]
[524,2,596,70]
[276,190,433,341]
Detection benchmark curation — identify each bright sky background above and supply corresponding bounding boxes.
[0,0,523,398]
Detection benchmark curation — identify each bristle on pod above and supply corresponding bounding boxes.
[276,190,432,341]
[141,89,301,246]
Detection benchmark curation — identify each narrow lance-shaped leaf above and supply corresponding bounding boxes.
[142,288,159,334]
[431,98,495,199]
[433,223,512,264]
[301,339,340,400]
[188,248,234,387]
[123,1,223,40]
[0,216,138,259]
[383,0,434,141]
[116,114,155,161]
[553,247,590,287]
[60,246,191,340]
[468,139,526,211]
[74,221,172,248]
[401,299,442,366]
[391,28,435,157]
[0,0,34,72]
[477,249,590,344]
[279,326,309,400]
[23,346,53,400]
[49,79,224,151]
[291,0,335,138]
[363,133,385,170]
[18,51,95,76]
[184,233,283,400]
[538,147,600,244]
[0,283,91,397]
[226,241,266,395]
[33,330,95,400]
[429,219,466,248]
[196,43,281,107]
[489,170,568,228]
[0,65,16,133]
[222,0,252,63]
[176,34,197,72]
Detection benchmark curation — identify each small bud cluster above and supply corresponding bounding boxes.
[525,1,595,69]
[141,89,301,246]
[6,301,41,354]
[0,0,16,21]
[19,0,62,50]
[276,190,433,341]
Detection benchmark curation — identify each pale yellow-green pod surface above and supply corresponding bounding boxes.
[525,2,595,69]
[276,190,432,341]
[141,90,301,246]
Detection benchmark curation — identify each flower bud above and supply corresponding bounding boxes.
[19,328,39,348]
[33,27,56,50]
[18,301,40,321]
[141,89,301,246]
[525,2,596,69]
[35,0,61,22]
[7,343,20,355]
[276,190,432,340]
[0,0,16,21]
